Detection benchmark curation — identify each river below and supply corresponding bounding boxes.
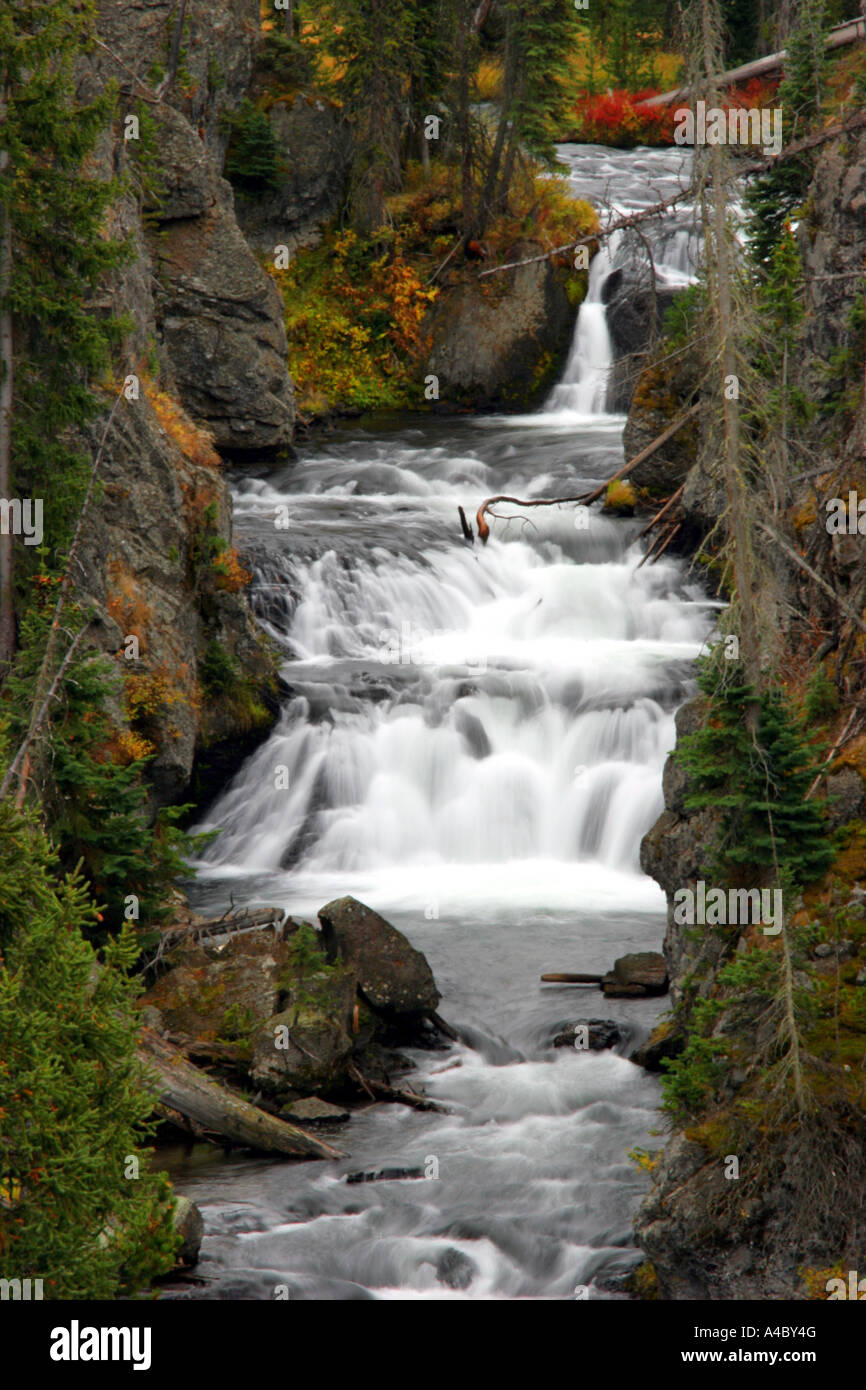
[166,144,714,1301]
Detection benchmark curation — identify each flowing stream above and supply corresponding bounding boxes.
[168,145,714,1301]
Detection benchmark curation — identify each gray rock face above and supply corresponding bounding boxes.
[603,952,668,997]
[425,242,577,408]
[318,897,441,1016]
[235,95,351,256]
[148,106,294,454]
[93,0,260,153]
[283,1097,350,1124]
[76,395,278,805]
[798,126,866,401]
[81,5,295,458]
[602,267,682,415]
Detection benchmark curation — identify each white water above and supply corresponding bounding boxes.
[544,236,618,419]
[170,145,711,1302]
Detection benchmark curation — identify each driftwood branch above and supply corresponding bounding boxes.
[480,112,866,281]
[756,522,866,636]
[540,973,604,984]
[470,401,700,542]
[348,1062,446,1112]
[0,623,90,805]
[805,706,863,800]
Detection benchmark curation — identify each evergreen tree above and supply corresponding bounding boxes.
[746,0,830,270]
[325,0,420,233]
[677,655,835,889]
[0,800,178,1298]
[0,0,127,675]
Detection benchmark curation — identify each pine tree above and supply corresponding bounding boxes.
[746,0,830,270]
[677,656,835,889]
[0,0,127,675]
[0,801,178,1298]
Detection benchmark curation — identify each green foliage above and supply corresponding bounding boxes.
[0,802,179,1297]
[745,225,813,434]
[0,0,130,582]
[583,0,668,89]
[661,282,703,347]
[286,920,328,975]
[505,0,583,163]
[222,99,285,194]
[818,286,866,417]
[200,640,240,696]
[2,607,197,938]
[676,655,835,890]
[804,664,840,723]
[661,998,727,1122]
[260,28,316,89]
[745,0,830,270]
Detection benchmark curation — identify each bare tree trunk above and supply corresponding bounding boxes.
[457,0,475,238]
[162,0,189,95]
[701,0,762,704]
[0,115,14,683]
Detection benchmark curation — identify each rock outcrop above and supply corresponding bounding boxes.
[67,1,302,804]
[145,902,443,1107]
[145,105,294,455]
[424,241,578,408]
[234,94,351,257]
[603,266,682,415]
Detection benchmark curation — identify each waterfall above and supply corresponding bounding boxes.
[175,145,715,1303]
[543,236,619,420]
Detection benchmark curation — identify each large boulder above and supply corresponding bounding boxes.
[602,952,668,998]
[424,240,577,409]
[318,897,440,1016]
[173,1196,205,1267]
[602,266,682,415]
[143,929,282,1043]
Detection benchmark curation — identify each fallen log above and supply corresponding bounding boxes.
[348,1062,446,1113]
[141,1027,344,1160]
[640,17,866,109]
[540,973,604,984]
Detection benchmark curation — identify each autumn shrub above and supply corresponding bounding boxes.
[149,388,220,469]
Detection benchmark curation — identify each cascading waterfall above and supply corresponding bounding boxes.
[543,235,619,419]
[175,145,713,1301]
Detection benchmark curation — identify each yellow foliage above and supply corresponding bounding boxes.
[106,559,153,644]
[149,388,221,469]
[799,1263,847,1299]
[124,665,191,723]
[604,479,638,513]
[211,548,252,593]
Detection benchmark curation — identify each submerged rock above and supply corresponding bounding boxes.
[173,1196,205,1267]
[551,1018,628,1051]
[435,1247,477,1290]
[346,1167,426,1184]
[283,1097,350,1125]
